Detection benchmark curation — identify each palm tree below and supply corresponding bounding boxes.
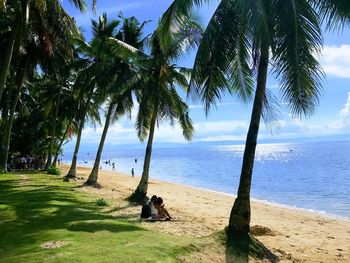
[64,14,121,181]
[63,77,101,180]
[39,61,79,169]
[0,0,84,172]
[0,0,86,107]
[85,15,148,186]
[157,0,350,234]
[109,19,202,201]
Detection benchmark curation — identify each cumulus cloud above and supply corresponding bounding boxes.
[340,92,350,118]
[321,45,350,78]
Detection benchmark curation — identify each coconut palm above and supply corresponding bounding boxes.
[85,15,148,186]
[64,14,122,180]
[156,0,350,234]
[0,0,83,172]
[107,18,202,201]
[63,75,101,179]
[0,0,86,106]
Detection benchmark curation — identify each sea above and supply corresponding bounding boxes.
[62,140,350,219]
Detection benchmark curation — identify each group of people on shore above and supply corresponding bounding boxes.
[8,155,46,171]
[141,195,172,220]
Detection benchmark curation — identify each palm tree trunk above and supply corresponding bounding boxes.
[133,108,158,199]
[85,102,114,186]
[64,90,93,179]
[64,113,85,179]
[45,84,63,169]
[0,59,28,172]
[52,118,73,166]
[228,42,269,234]
[0,23,18,103]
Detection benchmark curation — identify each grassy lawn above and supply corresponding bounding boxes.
[0,172,199,263]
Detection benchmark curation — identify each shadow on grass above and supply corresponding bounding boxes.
[107,203,139,213]
[0,174,143,255]
[67,221,141,233]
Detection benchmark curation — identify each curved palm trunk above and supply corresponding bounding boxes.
[64,90,93,179]
[133,109,158,199]
[52,118,73,166]
[0,59,28,172]
[85,102,114,186]
[64,115,85,179]
[45,84,63,169]
[228,43,269,234]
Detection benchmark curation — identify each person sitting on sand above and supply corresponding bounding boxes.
[148,195,158,217]
[153,197,172,220]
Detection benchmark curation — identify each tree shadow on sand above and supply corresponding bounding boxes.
[224,230,278,263]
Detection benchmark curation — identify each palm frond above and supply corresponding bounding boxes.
[273,0,324,118]
[67,0,87,12]
[262,88,281,133]
[190,0,254,115]
[312,0,350,30]
[157,0,209,51]
[107,37,148,63]
[136,85,155,141]
[169,87,194,141]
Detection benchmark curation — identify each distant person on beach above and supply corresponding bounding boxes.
[154,197,172,220]
[112,162,115,171]
[135,158,137,163]
[131,168,134,177]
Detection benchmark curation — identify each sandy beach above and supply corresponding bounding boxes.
[60,164,350,262]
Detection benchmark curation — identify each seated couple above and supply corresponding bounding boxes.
[142,195,173,220]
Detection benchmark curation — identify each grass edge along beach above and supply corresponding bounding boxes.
[1,165,349,262]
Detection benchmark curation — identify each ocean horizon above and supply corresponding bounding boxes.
[62,140,350,219]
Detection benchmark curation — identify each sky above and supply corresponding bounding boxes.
[61,0,350,150]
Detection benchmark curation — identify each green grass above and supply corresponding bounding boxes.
[0,172,198,263]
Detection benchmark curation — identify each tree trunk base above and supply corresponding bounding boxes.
[63,174,76,182]
[127,190,146,204]
[228,196,251,234]
[83,180,102,188]
[224,228,278,262]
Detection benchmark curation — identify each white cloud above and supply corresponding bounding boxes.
[194,120,248,133]
[70,92,350,147]
[321,45,350,78]
[340,92,350,118]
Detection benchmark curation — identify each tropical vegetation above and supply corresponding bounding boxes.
[1,0,350,261]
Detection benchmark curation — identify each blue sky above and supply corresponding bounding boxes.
[62,0,350,149]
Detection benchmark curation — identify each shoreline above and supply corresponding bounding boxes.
[60,164,350,262]
[62,162,350,222]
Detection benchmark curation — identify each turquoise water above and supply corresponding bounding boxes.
[63,140,350,218]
